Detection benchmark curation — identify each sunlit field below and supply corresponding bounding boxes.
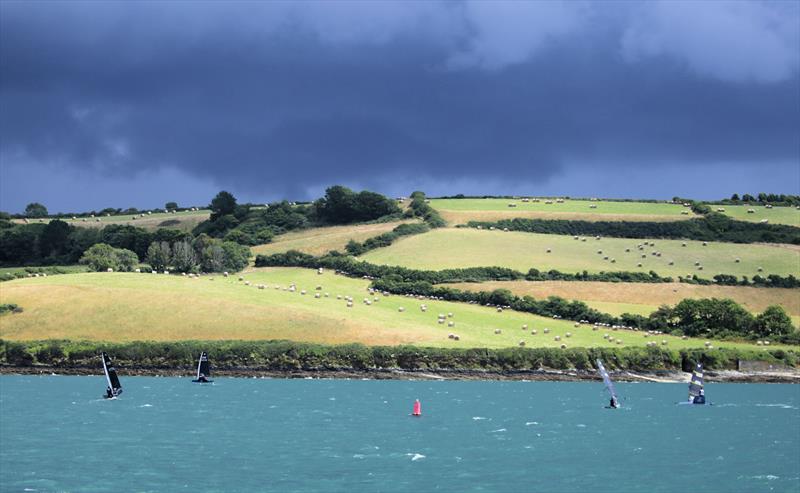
[429,198,697,224]
[13,209,211,231]
[361,228,800,278]
[0,268,777,350]
[715,204,800,226]
[251,221,416,257]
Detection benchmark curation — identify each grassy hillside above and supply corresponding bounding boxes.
[251,220,416,257]
[13,209,211,231]
[445,280,800,318]
[0,268,775,350]
[361,228,800,278]
[716,204,800,226]
[429,198,696,224]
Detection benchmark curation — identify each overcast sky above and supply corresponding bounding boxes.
[1,0,798,213]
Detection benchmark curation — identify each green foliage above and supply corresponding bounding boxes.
[467,214,800,245]
[1,340,795,371]
[79,243,138,272]
[171,240,198,273]
[672,298,754,338]
[146,241,172,271]
[314,186,400,224]
[345,222,430,255]
[24,202,48,218]
[165,201,178,211]
[0,303,20,314]
[210,191,237,220]
[409,191,446,227]
[753,306,794,338]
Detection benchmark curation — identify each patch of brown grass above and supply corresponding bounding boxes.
[446,280,800,316]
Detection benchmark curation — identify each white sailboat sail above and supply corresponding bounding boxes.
[596,359,619,405]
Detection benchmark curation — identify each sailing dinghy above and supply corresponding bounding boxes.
[192,352,213,383]
[101,352,123,399]
[596,359,619,408]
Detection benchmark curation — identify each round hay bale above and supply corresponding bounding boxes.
[764,341,770,346]
[496,307,503,313]
[300,289,306,295]
[531,329,537,335]
[756,340,763,346]
[637,263,642,267]
[554,335,561,341]
[735,258,740,263]
[702,241,708,246]
[682,242,687,247]
[347,301,353,307]
[453,335,460,341]
[560,344,567,349]
[245,281,251,286]
[438,319,445,324]
[522,324,528,330]
[603,333,609,339]
[519,340,526,347]
[546,248,551,253]
[398,307,405,312]
[494,329,502,334]
[448,312,453,318]
[448,321,455,327]
[592,326,598,331]
[661,340,667,345]
[135,268,141,273]
[107,268,113,272]
[681,335,688,340]
[315,292,321,298]
[565,332,572,338]
[616,340,622,345]
[543,328,550,334]
[757,267,763,272]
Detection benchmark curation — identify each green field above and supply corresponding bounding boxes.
[715,204,800,226]
[0,268,775,350]
[361,228,800,278]
[14,209,211,231]
[252,220,415,257]
[429,198,696,223]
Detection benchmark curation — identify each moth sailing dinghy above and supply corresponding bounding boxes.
[101,352,123,399]
[192,351,213,383]
[685,362,707,405]
[596,359,619,409]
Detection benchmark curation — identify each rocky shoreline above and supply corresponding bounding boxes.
[2,365,799,383]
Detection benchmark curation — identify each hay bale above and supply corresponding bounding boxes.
[300,289,306,295]
[164,270,169,275]
[448,312,453,318]
[543,328,550,333]
[519,340,526,347]
[314,292,321,298]
[497,307,503,313]
[107,268,113,272]
[324,293,329,297]
[560,344,567,349]
[494,329,502,334]
[546,248,551,253]
[757,267,763,272]
[245,281,251,286]
[565,332,572,338]
[554,335,561,341]
[448,321,455,327]
[135,268,141,273]
[531,329,537,335]
[438,319,445,324]
[238,276,244,281]
[681,335,688,340]
[453,335,460,341]
[347,301,353,307]
[702,241,708,246]
[522,324,528,330]
[764,341,770,346]
[637,263,642,267]
[682,242,687,247]
[756,340,763,346]
[735,258,740,263]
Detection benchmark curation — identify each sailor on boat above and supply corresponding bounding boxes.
[609,396,619,409]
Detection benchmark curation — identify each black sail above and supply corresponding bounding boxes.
[197,352,211,379]
[102,352,123,397]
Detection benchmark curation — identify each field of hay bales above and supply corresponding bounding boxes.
[445,280,800,319]
[251,220,417,257]
[429,198,696,224]
[13,209,211,231]
[0,268,774,350]
[715,204,800,226]
[360,228,800,278]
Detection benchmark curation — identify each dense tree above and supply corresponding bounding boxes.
[165,201,178,211]
[753,306,794,337]
[672,298,754,338]
[79,243,138,272]
[171,240,198,272]
[146,241,172,271]
[24,202,48,218]
[201,244,226,272]
[730,193,740,201]
[210,191,237,220]
[38,220,72,258]
[314,185,400,224]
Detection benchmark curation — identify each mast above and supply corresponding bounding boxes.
[596,359,619,403]
[688,363,704,401]
[102,352,113,390]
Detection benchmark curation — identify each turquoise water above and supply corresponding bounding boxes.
[1,376,798,493]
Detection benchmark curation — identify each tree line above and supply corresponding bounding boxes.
[465,213,800,244]
[2,339,796,372]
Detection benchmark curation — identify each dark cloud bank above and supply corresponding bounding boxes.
[1,1,798,212]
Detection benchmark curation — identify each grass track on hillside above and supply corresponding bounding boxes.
[430,198,696,224]
[251,221,416,257]
[445,280,800,318]
[360,228,800,278]
[0,268,777,350]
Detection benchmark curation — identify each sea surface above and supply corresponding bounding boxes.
[1,376,798,493]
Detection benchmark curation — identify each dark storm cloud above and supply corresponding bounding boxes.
[1,1,798,212]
